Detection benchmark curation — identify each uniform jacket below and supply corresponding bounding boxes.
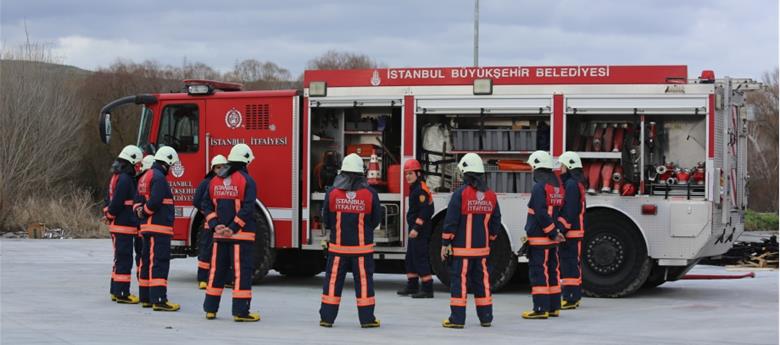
[104,168,138,235]
[559,171,586,239]
[136,163,175,235]
[322,185,382,255]
[524,171,564,246]
[442,185,502,257]
[202,167,257,242]
[407,180,434,238]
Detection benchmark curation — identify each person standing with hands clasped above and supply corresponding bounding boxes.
[202,144,261,322]
[557,152,587,310]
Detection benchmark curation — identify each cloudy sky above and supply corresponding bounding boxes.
[1,0,777,79]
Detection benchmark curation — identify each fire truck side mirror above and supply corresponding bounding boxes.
[99,112,112,144]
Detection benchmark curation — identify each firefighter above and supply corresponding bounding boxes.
[104,145,143,304]
[202,144,260,322]
[440,153,501,329]
[397,158,435,298]
[522,150,566,319]
[135,146,180,311]
[193,154,228,289]
[131,154,155,295]
[557,151,586,309]
[319,153,383,328]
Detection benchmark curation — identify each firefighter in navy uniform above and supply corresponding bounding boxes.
[202,144,260,322]
[319,153,383,328]
[522,150,566,319]
[193,154,228,289]
[397,158,435,298]
[135,146,180,312]
[134,155,155,281]
[104,145,143,304]
[441,153,502,329]
[557,151,586,309]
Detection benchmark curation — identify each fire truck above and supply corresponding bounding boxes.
[98,65,757,297]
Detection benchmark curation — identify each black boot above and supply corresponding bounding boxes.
[397,278,419,296]
[412,279,433,298]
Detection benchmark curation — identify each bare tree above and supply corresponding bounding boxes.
[746,68,779,212]
[0,44,84,229]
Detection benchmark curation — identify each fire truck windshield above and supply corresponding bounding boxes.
[137,106,153,148]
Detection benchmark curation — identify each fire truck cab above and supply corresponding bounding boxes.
[99,65,756,297]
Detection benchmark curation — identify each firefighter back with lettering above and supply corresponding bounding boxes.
[522,150,566,319]
[193,154,229,289]
[397,158,435,298]
[440,153,502,329]
[201,144,261,322]
[319,153,383,328]
[558,152,587,309]
[103,145,143,304]
[135,146,180,311]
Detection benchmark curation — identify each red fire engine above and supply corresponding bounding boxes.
[99,65,756,297]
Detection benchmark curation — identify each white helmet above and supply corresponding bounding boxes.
[558,151,583,169]
[140,155,154,172]
[528,150,555,170]
[210,154,228,168]
[118,145,143,165]
[228,144,254,163]
[458,153,485,174]
[340,153,364,173]
[154,146,179,165]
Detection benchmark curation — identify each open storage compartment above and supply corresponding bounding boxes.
[415,96,552,194]
[308,99,403,246]
[565,95,708,198]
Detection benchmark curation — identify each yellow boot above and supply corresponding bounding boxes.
[548,310,560,317]
[360,320,380,328]
[115,294,140,304]
[561,300,580,310]
[153,301,180,312]
[206,312,217,320]
[198,281,207,290]
[522,310,549,319]
[234,313,261,322]
[319,320,333,328]
[442,319,464,329]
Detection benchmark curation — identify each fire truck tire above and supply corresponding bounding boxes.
[429,221,517,292]
[582,209,651,298]
[251,209,276,284]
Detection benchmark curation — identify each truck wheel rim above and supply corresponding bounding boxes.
[586,233,624,275]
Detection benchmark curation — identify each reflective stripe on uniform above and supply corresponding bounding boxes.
[197,261,210,270]
[321,295,341,305]
[557,217,572,229]
[112,273,132,283]
[450,297,467,307]
[233,289,252,299]
[139,224,173,235]
[451,247,490,257]
[328,243,375,255]
[109,225,138,235]
[356,296,375,306]
[561,278,582,286]
[527,236,558,246]
[475,296,492,306]
[565,230,584,238]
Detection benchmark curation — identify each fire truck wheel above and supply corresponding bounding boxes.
[251,209,276,284]
[429,221,517,292]
[582,209,652,298]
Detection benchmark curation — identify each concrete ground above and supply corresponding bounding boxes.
[1,239,777,345]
